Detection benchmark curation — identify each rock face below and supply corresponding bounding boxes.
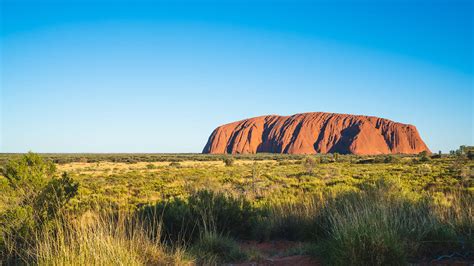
[203,112,430,155]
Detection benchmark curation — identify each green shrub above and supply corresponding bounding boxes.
[1,152,56,202]
[0,153,79,263]
[467,149,474,160]
[419,151,431,162]
[383,155,399,163]
[357,158,376,164]
[303,156,318,175]
[146,164,156,169]
[34,172,79,223]
[169,162,181,167]
[188,190,259,238]
[138,198,196,243]
[138,190,260,243]
[224,158,235,167]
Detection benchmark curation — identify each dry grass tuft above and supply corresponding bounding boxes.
[35,212,192,266]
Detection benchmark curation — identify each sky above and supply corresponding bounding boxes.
[0,0,472,153]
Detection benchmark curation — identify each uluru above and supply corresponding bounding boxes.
[203,112,430,155]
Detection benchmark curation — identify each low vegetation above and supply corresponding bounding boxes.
[0,149,472,265]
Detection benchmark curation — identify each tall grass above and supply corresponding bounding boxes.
[3,153,471,265]
[314,181,473,265]
[3,187,472,265]
[254,178,473,265]
[34,212,191,265]
[3,175,472,265]
[191,232,248,264]
[263,196,322,241]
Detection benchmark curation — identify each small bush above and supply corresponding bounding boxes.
[34,172,79,223]
[169,162,181,167]
[188,190,259,238]
[146,164,156,169]
[357,158,376,164]
[383,155,399,163]
[224,158,235,167]
[419,151,431,162]
[303,156,318,175]
[138,190,260,243]
[138,198,196,243]
[0,153,79,263]
[467,149,474,160]
[1,152,56,201]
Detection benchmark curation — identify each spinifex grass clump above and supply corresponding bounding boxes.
[191,232,247,264]
[138,189,262,244]
[316,195,411,265]
[431,190,473,252]
[261,196,322,241]
[314,179,473,265]
[35,212,190,266]
[138,190,257,263]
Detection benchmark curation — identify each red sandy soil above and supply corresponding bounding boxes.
[203,112,430,155]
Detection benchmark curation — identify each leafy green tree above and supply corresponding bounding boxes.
[34,172,79,222]
[2,152,56,203]
[0,153,78,263]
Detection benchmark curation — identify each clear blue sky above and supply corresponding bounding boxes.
[1,0,472,153]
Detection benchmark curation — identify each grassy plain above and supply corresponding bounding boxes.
[0,152,472,265]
